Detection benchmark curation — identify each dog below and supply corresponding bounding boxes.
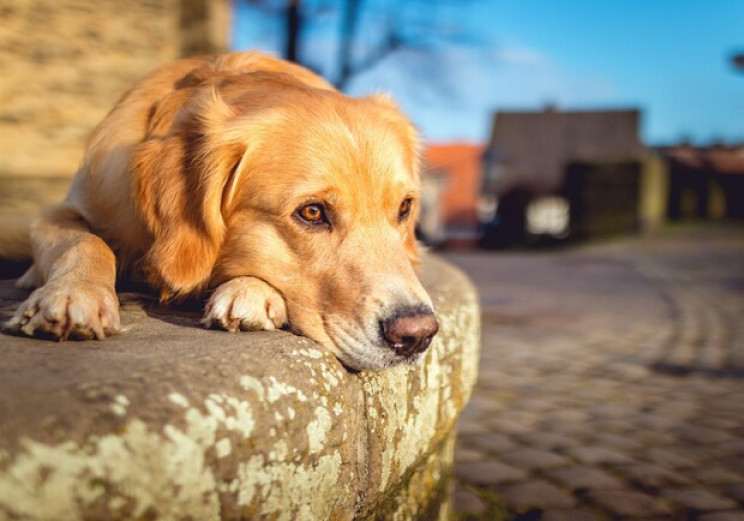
[2,51,438,371]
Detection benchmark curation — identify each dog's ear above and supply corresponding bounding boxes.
[132,88,246,300]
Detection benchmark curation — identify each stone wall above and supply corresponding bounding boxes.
[0,256,480,520]
[0,0,230,178]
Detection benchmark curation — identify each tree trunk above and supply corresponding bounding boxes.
[336,0,361,89]
[285,0,301,62]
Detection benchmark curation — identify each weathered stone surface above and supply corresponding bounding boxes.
[586,490,671,517]
[0,0,230,179]
[612,463,692,489]
[449,225,744,519]
[499,448,570,470]
[691,467,744,486]
[565,446,632,465]
[661,488,737,512]
[541,510,602,521]
[514,431,581,451]
[642,447,698,468]
[452,485,486,515]
[454,460,527,485]
[459,433,516,455]
[454,444,488,463]
[501,481,576,511]
[673,425,734,444]
[545,466,624,491]
[0,255,481,521]
[726,484,744,503]
[699,512,744,521]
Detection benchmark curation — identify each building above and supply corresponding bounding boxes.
[480,107,666,246]
[660,144,744,220]
[422,144,485,248]
[0,0,230,181]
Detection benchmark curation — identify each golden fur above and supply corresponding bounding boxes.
[4,52,436,370]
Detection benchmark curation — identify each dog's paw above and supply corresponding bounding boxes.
[202,277,288,332]
[4,280,121,340]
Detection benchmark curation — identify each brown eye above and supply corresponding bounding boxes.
[296,203,328,226]
[399,198,413,221]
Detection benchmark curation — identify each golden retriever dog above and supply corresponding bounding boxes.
[3,51,438,371]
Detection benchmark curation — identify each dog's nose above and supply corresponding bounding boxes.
[381,308,439,358]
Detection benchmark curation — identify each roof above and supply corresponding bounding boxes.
[423,143,485,227]
[662,144,744,175]
[424,143,486,171]
[485,108,644,194]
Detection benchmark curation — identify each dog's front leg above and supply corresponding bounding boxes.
[202,276,288,332]
[5,205,120,340]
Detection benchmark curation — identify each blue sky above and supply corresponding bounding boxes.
[233,0,744,145]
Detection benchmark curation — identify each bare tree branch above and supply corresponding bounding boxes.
[733,52,744,72]
[336,0,361,89]
[286,0,301,62]
[240,0,484,93]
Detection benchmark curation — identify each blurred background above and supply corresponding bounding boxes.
[1,0,742,249]
[2,2,744,519]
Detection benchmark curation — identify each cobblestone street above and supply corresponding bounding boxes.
[444,224,744,521]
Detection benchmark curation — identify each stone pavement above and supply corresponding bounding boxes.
[443,223,744,521]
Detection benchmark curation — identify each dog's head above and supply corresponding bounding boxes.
[133,73,438,370]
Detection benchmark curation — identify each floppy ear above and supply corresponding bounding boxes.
[132,88,246,300]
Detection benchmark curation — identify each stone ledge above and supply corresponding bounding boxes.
[0,255,480,521]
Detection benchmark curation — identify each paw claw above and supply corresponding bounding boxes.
[5,280,120,341]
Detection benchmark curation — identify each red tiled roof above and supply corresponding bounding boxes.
[424,143,485,227]
[664,145,744,175]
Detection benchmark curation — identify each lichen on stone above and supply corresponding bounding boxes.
[0,257,481,521]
